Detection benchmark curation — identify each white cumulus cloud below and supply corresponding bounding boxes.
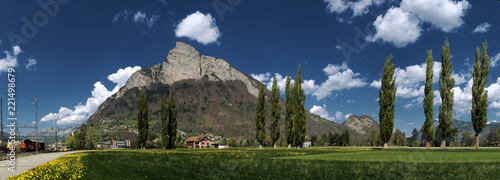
[323,0,348,14]
[367,7,421,48]
[368,0,470,47]
[472,22,491,33]
[41,66,141,125]
[250,72,271,83]
[370,80,381,88]
[310,104,346,122]
[0,46,21,73]
[310,104,335,121]
[310,62,367,100]
[175,11,221,45]
[400,0,470,32]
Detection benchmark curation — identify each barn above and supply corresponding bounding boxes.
[186,136,210,148]
[20,139,45,151]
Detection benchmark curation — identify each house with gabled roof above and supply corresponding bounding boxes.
[186,136,210,148]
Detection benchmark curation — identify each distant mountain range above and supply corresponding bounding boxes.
[25,126,78,143]
[433,119,500,140]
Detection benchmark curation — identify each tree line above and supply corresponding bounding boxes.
[138,89,178,150]
[378,39,490,150]
[66,89,178,150]
[255,65,308,148]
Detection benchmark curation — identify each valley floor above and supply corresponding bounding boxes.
[6,147,500,179]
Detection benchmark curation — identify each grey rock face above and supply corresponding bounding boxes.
[116,42,259,98]
[342,115,379,136]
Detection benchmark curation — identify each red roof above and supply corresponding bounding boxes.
[186,136,208,143]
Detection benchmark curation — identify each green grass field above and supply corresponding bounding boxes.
[8,147,500,179]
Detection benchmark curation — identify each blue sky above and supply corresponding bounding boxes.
[0,0,499,136]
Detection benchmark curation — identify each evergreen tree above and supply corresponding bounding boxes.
[379,55,397,149]
[161,94,168,149]
[269,76,281,149]
[285,74,294,148]
[137,89,149,150]
[367,130,378,146]
[167,93,177,149]
[293,65,307,148]
[472,40,490,150]
[255,83,267,148]
[438,39,455,149]
[422,50,435,149]
[342,130,350,146]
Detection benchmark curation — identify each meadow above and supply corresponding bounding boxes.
[7,147,500,179]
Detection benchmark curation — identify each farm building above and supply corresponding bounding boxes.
[186,136,210,148]
[20,139,45,151]
[303,141,312,147]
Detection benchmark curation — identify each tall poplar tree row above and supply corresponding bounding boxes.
[255,83,267,148]
[293,65,307,148]
[269,76,281,149]
[379,55,397,150]
[472,41,489,150]
[438,39,455,150]
[161,94,168,149]
[422,50,435,149]
[167,93,177,149]
[285,75,294,149]
[162,93,177,149]
[137,89,149,150]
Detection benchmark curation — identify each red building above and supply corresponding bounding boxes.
[20,139,45,151]
[186,136,210,148]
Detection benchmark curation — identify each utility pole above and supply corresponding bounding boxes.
[34,96,38,153]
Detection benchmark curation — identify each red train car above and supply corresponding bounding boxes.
[20,139,45,152]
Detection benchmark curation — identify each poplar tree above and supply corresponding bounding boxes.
[438,39,455,150]
[137,89,149,150]
[161,94,168,149]
[167,93,177,149]
[422,50,435,149]
[472,40,489,150]
[285,74,294,148]
[293,65,307,148]
[379,55,397,150]
[255,83,267,148]
[270,76,281,149]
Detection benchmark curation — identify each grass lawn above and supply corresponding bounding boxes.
[7,147,500,179]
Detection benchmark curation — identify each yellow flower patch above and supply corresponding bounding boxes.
[7,153,89,180]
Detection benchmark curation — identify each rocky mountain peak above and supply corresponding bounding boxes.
[342,115,379,136]
[116,41,260,98]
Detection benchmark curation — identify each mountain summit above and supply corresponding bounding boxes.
[79,42,343,141]
[117,42,259,98]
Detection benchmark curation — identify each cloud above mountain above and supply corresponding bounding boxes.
[41,66,141,125]
[175,11,221,45]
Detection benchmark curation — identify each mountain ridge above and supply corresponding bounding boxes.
[78,42,348,142]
